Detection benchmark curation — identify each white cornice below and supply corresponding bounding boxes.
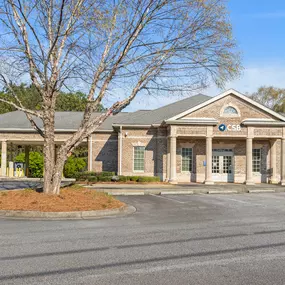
[166,89,285,122]
[165,118,218,125]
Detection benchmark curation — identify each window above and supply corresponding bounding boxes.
[134,146,145,171]
[252,149,261,173]
[223,106,238,115]
[182,148,193,172]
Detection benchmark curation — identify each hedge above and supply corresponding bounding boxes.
[75,171,161,183]
[75,171,115,181]
[137,176,160,182]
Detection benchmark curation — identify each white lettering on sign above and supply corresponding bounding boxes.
[218,124,241,132]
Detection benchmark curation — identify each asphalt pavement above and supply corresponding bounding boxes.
[2,192,285,284]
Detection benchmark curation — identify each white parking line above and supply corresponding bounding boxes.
[211,196,264,206]
[150,194,186,204]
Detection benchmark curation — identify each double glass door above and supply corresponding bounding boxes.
[212,149,234,182]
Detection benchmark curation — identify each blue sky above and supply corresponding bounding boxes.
[124,0,285,111]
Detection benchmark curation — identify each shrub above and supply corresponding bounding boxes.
[87,176,98,182]
[15,151,44,178]
[100,171,115,177]
[64,156,86,178]
[97,176,112,182]
[129,176,140,182]
[137,176,161,183]
[74,171,97,181]
[118,175,129,182]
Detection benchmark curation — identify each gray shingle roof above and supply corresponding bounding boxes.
[0,94,211,131]
[116,94,211,125]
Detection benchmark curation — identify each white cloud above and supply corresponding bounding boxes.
[124,63,285,112]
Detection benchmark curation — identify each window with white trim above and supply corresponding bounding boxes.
[182,148,193,172]
[252,149,261,173]
[134,146,145,171]
[223,106,238,115]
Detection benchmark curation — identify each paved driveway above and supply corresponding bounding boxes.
[2,193,285,284]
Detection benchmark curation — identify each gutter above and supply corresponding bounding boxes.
[112,124,155,128]
[242,121,285,127]
[0,128,113,133]
[165,119,218,126]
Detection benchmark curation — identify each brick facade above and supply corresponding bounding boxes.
[1,91,285,185]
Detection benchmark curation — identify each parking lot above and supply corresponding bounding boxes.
[2,193,285,284]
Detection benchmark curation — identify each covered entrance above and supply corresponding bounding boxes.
[212,149,234,183]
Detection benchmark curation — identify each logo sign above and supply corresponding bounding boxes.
[218,124,241,132]
[14,162,25,170]
[218,124,226,132]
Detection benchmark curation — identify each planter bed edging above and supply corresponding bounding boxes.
[0,205,136,220]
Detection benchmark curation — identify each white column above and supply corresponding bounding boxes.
[25,145,30,177]
[88,135,93,172]
[166,137,170,181]
[1,140,7,176]
[281,138,285,186]
[205,126,213,185]
[270,139,278,184]
[205,136,213,184]
[246,137,254,185]
[169,136,177,183]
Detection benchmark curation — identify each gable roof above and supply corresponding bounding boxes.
[166,89,285,122]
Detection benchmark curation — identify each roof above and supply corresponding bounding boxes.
[2,90,282,132]
[0,94,211,131]
[116,94,211,125]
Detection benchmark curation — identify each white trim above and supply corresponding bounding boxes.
[252,148,262,174]
[220,103,241,117]
[133,145,145,173]
[242,120,285,126]
[181,147,193,173]
[119,126,123,175]
[131,141,146,147]
[166,118,218,125]
[166,89,285,122]
[88,135,93,171]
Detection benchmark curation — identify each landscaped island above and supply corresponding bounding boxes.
[0,185,124,212]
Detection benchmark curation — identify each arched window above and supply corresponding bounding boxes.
[223,106,238,115]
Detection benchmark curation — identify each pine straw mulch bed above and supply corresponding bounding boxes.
[0,185,125,212]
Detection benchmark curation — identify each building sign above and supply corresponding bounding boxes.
[14,162,25,170]
[218,124,241,132]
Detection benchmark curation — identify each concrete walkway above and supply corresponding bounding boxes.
[85,183,285,195]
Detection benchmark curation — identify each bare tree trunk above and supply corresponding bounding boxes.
[43,111,56,194]
[50,149,68,195]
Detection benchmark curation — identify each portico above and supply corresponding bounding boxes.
[165,89,285,185]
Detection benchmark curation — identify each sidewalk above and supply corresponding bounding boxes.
[84,183,285,195]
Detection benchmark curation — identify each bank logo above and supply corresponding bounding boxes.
[218,124,226,132]
[218,124,241,132]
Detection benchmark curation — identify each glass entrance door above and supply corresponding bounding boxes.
[212,149,234,182]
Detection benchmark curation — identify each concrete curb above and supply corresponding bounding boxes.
[105,191,145,196]
[247,189,276,193]
[207,190,239,194]
[160,190,194,195]
[0,205,136,220]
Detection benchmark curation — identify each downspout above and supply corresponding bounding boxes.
[119,126,123,175]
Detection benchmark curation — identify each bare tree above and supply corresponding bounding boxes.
[249,86,285,112]
[0,0,241,194]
